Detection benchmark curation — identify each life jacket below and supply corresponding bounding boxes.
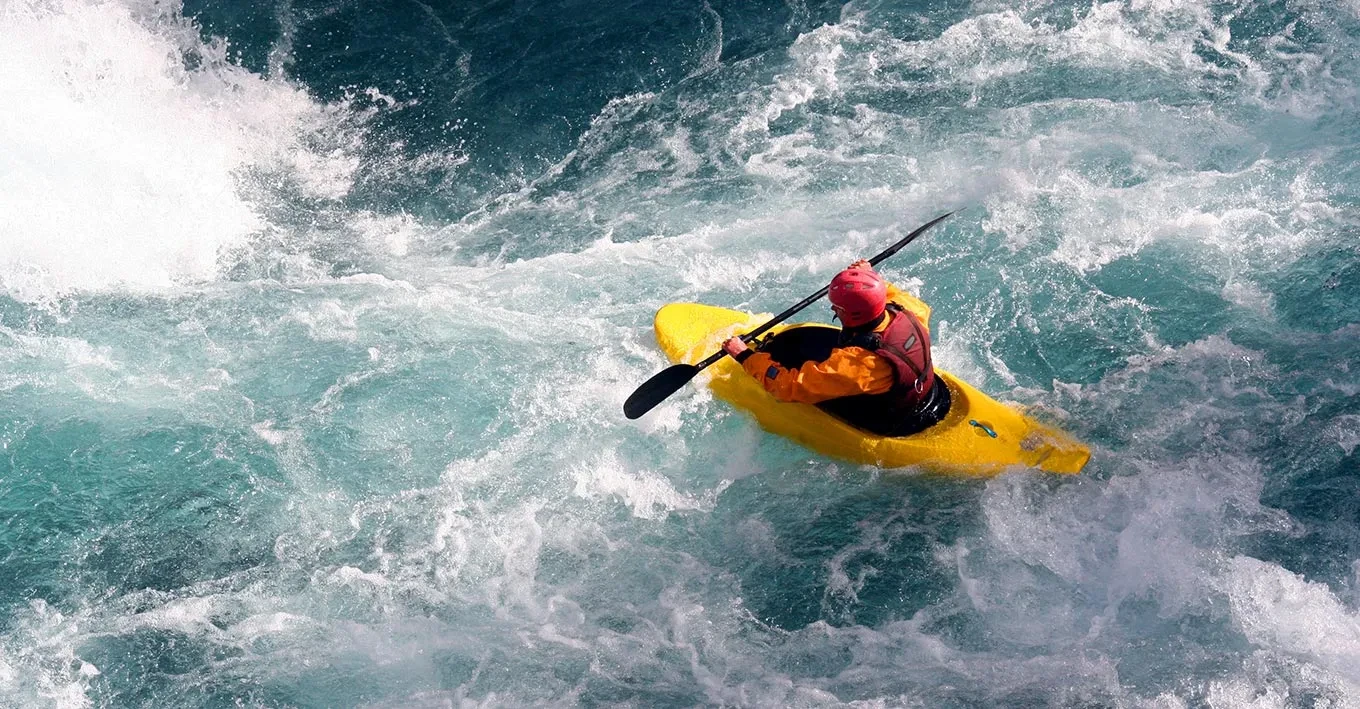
[816,304,938,436]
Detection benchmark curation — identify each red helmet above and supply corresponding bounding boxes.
[829,267,887,327]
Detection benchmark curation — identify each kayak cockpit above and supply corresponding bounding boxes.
[756,325,952,437]
[756,324,839,368]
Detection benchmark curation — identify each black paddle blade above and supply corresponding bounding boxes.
[623,363,701,419]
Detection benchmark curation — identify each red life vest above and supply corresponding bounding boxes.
[864,304,935,400]
[816,304,938,436]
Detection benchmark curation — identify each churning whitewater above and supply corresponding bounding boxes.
[1,0,1358,706]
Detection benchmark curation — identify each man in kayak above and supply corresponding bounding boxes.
[721,260,951,437]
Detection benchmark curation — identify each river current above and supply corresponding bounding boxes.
[1,0,1358,706]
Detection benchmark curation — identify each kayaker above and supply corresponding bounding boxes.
[721,260,951,436]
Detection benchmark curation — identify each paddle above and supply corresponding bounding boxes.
[622,211,954,419]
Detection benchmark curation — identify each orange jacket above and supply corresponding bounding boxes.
[739,283,933,404]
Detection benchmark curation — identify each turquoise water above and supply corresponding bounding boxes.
[2,0,1358,705]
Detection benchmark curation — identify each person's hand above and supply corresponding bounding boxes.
[722,337,749,358]
[848,259,871,270]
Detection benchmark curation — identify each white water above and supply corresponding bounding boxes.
[1,0,1358,706]
[0,0,356,304]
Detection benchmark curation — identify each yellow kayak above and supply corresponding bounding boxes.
[654,302,1090,476]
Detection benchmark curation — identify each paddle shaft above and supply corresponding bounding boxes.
[696,210,953,367]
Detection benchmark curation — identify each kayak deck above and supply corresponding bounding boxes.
[653,303,1090,476]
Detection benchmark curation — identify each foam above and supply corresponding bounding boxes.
[736,24,851,136]
[289,299,362,342]
[0,601,98,709]
[0,0,355,303]
[1,0,1355,705]
[1329,415,1360,456]
[0,326,115,371]
[1224,556,1360,689]
[570,450,713,520]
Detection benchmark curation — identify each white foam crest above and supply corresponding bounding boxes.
[930,317,1003,388]
[660,126,703,181]
[666,210,934,299]
[888,10,1045,89]
[0,325,128,400]
[969,102,1328,277]
[402,203,929,338]
[350,211,421,258]
[1328,415,1360,456]
[978,445,1294,633]
[0,0,355,303]
[1092,334,1265,399]
[485,503,546,617]
[868,2,1248,96]
[249,417,358,561]
[856,0,1358,121]
[289,299,363,342]
[117,591,246,639]
[1247,16,1359,119]
[0,600,99,709]
[570,450,716,520]
[102,582,370,671]
[222,611,322,645]
[1222,556,1360,690]
[414,489,621,637]
[735,23,853,137]
[866,9,1129,87]
[821,516,898,623]
[1221,279,1276,317]
[1202,657,1359,709]
[1057,1,1220,73]
[744,130,822,183]
[0,325,116,371]
[414,439,623,621]
[444,91,659,235]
